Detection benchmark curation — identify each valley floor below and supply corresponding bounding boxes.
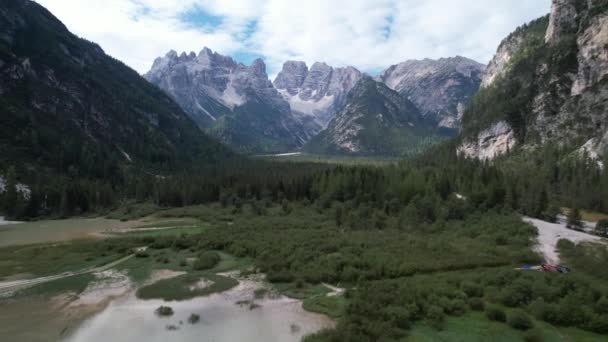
[1,204,607,341]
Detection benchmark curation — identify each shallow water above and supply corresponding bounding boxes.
[65,280,333,342]
[0,218,135,247]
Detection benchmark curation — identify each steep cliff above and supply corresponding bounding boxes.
[460,0,608,161]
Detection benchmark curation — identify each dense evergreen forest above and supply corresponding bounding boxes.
[2,139,607,225]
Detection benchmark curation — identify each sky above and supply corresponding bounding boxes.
[36,0,551,77]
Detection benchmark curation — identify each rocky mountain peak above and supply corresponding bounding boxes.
[545,0,581,44]
[274,61,308,95]
[249,58,267,77]
[144,47,310,153]
[273,61,362,128]
[377,56,484,129]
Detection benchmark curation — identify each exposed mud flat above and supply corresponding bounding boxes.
[65,274,334,342]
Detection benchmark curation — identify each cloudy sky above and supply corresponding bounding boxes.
[36,0,551,77]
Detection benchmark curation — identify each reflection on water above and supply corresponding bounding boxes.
[65,280,333,342]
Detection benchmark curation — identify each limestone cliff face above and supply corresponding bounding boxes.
[545,0,581,44]
[481,34,526,88]
[457,121,516,161]
[460,0,608,161]
[572,15,608,95]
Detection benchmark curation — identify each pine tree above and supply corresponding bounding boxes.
[567,207,582,230]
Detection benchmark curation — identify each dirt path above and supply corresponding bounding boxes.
[523,216,603,264]
[0,253,136,296]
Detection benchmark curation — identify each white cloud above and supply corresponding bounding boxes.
[35,0,551,76]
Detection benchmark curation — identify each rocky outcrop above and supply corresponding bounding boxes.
[273,61,362,128]
[571,15,608,95]
[457,121,516,161]
[378,57,484,129]
[481,34,525,88]
[145,48,310,153]
[579,131,608,164]
[461,0,608,161]
[545,0,580,44]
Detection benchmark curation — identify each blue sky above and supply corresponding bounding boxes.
[36,0,551,77]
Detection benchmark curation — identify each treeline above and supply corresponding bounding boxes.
[1,141,607,221]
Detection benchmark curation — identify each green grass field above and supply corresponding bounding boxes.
[136,273,238,301]
[408,312,606,342]
[256,152,401,166]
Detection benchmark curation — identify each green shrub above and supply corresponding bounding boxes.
[188,313,200,324]
[523,328,544,342]
[508,309,533,330]
[192,251,220,271]
[135,251,149,258]
[468,297,485,311]
[596,219,608,237]
[462,282,483,297]
[155,306,174,317]
[485,305,506,322]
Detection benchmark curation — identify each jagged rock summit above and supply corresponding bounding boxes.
[145,48,310,153]
[273,61,362,129]
[377,56,485,129]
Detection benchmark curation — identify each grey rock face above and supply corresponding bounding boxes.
[145,48,310,153]
[481,34,525,88]
[273,61,308,95]
[378,56,484,129]
[273,61,362,128]
[458,121,516,161]
[461,0,608,161]
[545,0,580,43]
[571,15,608,95]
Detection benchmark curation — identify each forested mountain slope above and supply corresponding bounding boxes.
[459,0,608,160]
[0,0,230,181]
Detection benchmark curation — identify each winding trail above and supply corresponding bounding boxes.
[0,253,136,296]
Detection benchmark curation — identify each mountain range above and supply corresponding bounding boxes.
[3,0,604,168]
[145,49,485,155]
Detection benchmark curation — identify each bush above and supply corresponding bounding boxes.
[523,328,544,342]
[485,305,506,322]
[468,298,485,311]
[155,306,174,317]
[462,282,483,297]
[192,251,220,271]
[596,219,608,237]
[508,309,533,330]
[135,251,149,258]
[188,313,200,324]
